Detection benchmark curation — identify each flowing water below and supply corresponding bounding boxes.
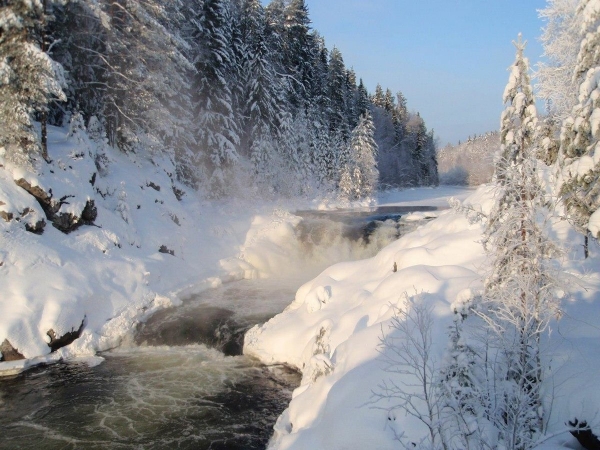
[0,206,442,449]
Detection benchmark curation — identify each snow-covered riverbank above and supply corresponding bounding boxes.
[0,124,471,377]
[0,125,311,373]
[245,185,600,449]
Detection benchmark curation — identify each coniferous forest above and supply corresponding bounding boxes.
[0,0,438,200]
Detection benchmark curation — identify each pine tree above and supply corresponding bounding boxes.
[383,88,395,114]
[345,68,358,129]
[0,0,66,166]
[559,0,600,243]
[405,114,437,186]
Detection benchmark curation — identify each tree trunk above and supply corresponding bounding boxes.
[40,0,49,162]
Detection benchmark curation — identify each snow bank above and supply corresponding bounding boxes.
[244,185,600,449]
[0,125,283,372]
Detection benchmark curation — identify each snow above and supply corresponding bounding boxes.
[0,125,312,373]
[244,184,600,449]
[0,123,472,376]
[2,124,599,449]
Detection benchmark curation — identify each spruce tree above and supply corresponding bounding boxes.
[339,111,379,199]
[193,0,240,196]
[326,47,349,135]
[394,91,408,143]
[479,35,561,450]
[282,0,313,111]
[559,0,600,243]
[497,34,537,185]
[372,83,385,108]
[355,79,370,116]
[239,0,283,157]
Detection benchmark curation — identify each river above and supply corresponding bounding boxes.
[0,205,443,449]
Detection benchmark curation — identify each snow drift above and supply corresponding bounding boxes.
[244,185,600,449]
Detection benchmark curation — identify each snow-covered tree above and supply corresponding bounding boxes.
[0,0,65,165]
[404,114,438,186]
[339,111,379,199]
[497,34,538,185]
[326,47,349,135]
[93,0,194,155]
[238,0,284,158]
[192,0,240,196]
[537,0,582,122]
[47,0,105,127]
[355,78,370,116]
[477,35,561,450]
[372,83,385,108]
[437,131,498,185]
[309,33,329,114]
[559,0,600,242]
[282,0,313,111]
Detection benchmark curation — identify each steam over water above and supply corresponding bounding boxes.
[0,207,439,449]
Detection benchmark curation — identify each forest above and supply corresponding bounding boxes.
[0,0,438,200]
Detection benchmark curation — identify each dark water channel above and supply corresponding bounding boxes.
[0,206,441,450]
[0,280,300,450]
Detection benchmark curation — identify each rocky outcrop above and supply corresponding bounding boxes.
[0,200,46,233]
[0,339,25,362]
[159,245,175,256]
[14,178,97,233]
[0,211,12,222]
[52,200,97,233]
[147,181,161,191]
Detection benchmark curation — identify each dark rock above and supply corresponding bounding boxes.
[172,184,185,201]
[25,219,46,234]
[81,200,97,223]
[89,172,96,186]
[47,317,86,353]
[0,339,25,362]
[0,210,13,222]
[159,245,175,256]
[147,181,161,191]
[52,213,78,232]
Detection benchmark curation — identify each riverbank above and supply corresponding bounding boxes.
[0,124,473,376]
[245,185,600,449]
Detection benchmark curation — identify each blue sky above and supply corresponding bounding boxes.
[299,0,548,145]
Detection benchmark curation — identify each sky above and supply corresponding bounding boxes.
[298,0,549,146]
